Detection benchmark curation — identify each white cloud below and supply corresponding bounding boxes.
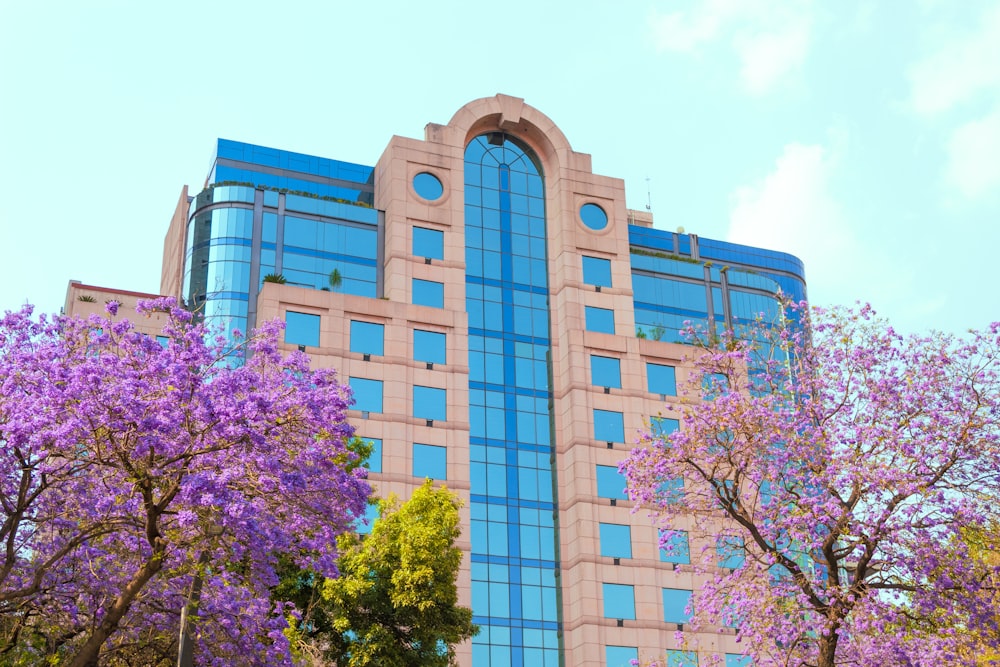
[908,4,1000,115]
[733,20,811,96]
[649,0,742,52]
[725,141,914,312]
[944,102,1000,199]
[727,142,848,266]
[649,0,814,94]
[908,5,1000,200]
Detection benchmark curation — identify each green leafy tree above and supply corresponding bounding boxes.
[317,480,477,667]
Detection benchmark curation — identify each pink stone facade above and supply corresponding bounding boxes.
[252,96,748,666]
[64,95,768,667]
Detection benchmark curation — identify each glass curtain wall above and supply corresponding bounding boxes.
[464,134,561,666]
[183,186,378,338]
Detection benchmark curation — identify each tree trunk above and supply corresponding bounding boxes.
[817,632,838,667]
[67,542,166,667]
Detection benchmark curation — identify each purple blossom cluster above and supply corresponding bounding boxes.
[0,299,370,665]
[623,303,1000,666]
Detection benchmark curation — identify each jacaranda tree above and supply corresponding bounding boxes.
[623,304,1000,667]
[0,300,370,666]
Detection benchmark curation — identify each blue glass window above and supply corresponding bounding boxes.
[660,529,690,564]
[413,443,447,479]
[606,646,639,667]
[413,279,445,308]
[663,588,693,624]
[591,355,621,389]
[666,650,699,667]
[660,477,684,504]
[361,437,382,473]
[703,372,729,400]
[717,535,746,569]
[647,363,677,396]
[414,329,446,364]
[599,523,632,559]
[413,172,443,200]
[465,134,557,645]
[583,256,612,287]
[155,335,169,349]
[596,465,628,500]
[350,320,384,356]
[651,416,680,437]
[726,654,752,667]
[413,226,444,260]
[349,378,383,414]
[594,409,625,443]
[414,385,447,421]
[602,583,635,620]
[580,203,609,230]
[585,306,615,334]
[285,311,320,347]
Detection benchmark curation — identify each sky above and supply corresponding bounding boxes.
[1,0,998,335]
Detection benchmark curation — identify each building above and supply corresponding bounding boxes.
[66,94,806,667]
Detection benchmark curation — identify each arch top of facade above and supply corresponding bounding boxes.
[423,94,591,176]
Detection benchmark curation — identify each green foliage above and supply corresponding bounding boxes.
[636,324,667,341]
[76,295,97,302]
[262,273,287,284]
[318,480,477,667]
[628,246,702,264]
[207,181,374,209]
[328,268,343,291]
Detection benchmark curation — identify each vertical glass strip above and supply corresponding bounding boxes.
[465,134,561,667]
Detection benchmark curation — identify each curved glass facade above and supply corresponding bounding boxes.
[211,139,375,205]
[465,134,561,666]
[184,182,379,336]
[184,200,254,335]
[629,241,805,343]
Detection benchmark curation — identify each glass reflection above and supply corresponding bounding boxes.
[465,133,560,662]
[413,172,444,201]
[580,202,608,230]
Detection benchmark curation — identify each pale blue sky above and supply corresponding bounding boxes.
[2,0,998,334]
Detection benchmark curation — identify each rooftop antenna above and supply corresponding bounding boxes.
[645,177,652,211]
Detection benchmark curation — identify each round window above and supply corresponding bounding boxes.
[413,172,444,201]
[580,203,608,231]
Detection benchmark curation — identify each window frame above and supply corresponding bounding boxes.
[413,443,447,479]
[602,583,636,620]
[659,529,691,564]
[412,278,445,308]
[349,377,383,414]
[350,320,385,356]
[646,362,677,396]
[599,523,632,559]
[594,408,625,443]
[662,587,693,624]
[590,355,622,389]
[606,646,639,667]
[413,385,447,422]
[360,437,383,473]
[717,535,746,569]
[285,310,320,347]
[414,329,447,365]
[596,465,629,500]
[584,306,615,334]
[582,255,612,287]
[413,226,445,260]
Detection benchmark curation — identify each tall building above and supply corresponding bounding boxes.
[66,94,805,667]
